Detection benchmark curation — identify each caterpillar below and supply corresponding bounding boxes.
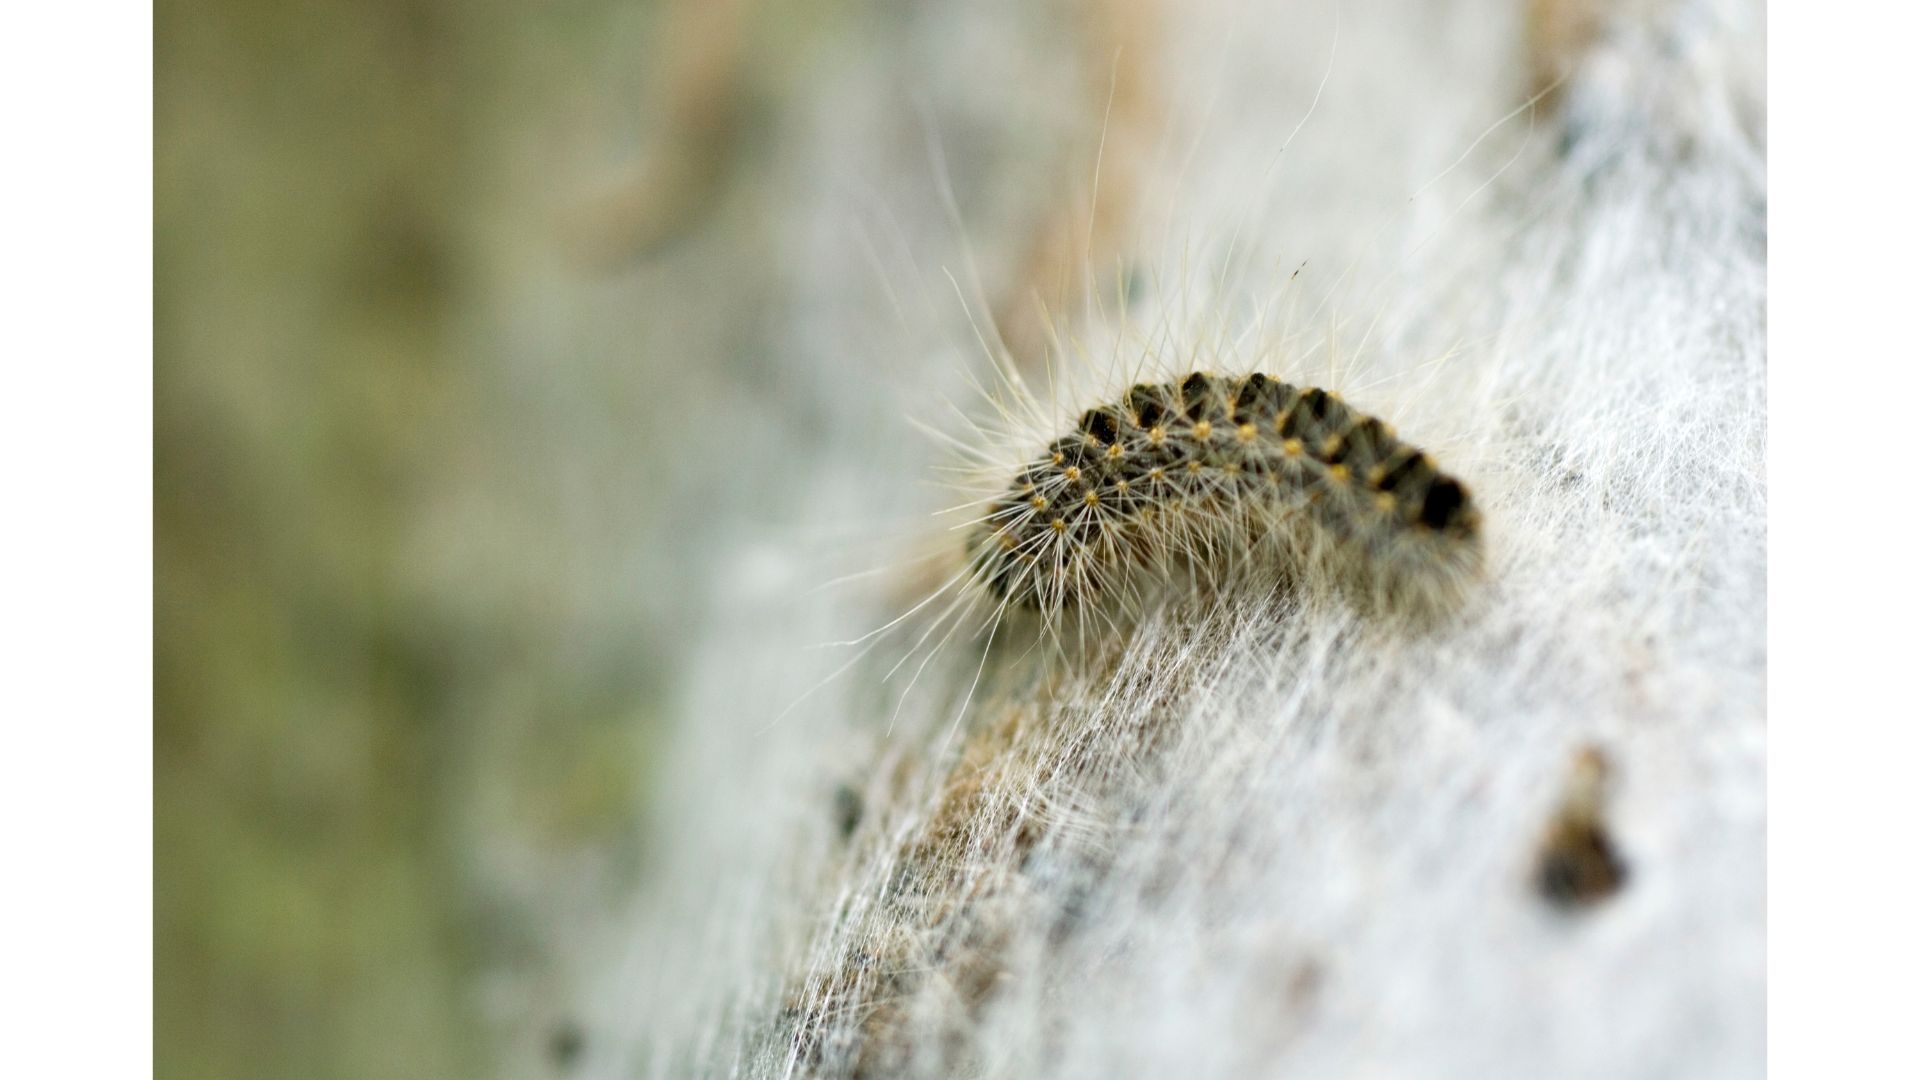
[967,371,1484,617]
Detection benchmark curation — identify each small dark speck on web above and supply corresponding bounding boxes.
[1534,746,1629,911]
[833,783,864,840]
[548,1022,585,1069]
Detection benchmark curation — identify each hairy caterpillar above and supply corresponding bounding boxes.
[967,371,1483,617]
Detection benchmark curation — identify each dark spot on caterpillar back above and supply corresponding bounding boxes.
[1232,372,1281,418]
[1079,407,1121,446]
[1376,451,1435,494]
[1180,371,1229,422]
[1420,478,1469,530]
[1127,383,1173,428]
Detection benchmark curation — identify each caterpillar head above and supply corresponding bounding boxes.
[968,478,1109,615]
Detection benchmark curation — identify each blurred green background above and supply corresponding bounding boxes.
[155,1,813,1075]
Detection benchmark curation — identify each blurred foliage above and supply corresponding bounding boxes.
[158,0,481,1074]
[154,1,689,1076]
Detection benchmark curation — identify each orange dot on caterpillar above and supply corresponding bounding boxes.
[967,372,1484,617]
